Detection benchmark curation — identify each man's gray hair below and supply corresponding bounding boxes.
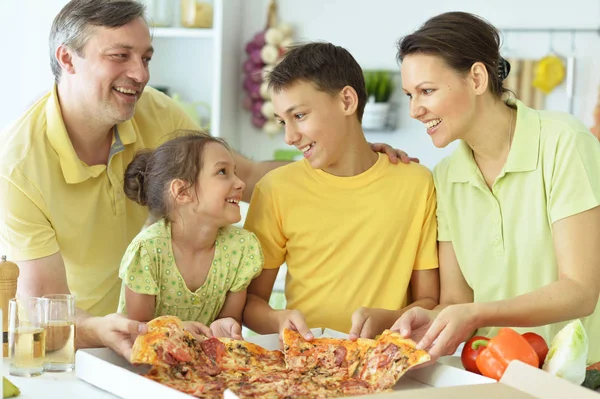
[49,0,147,83]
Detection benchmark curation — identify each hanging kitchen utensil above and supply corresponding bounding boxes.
[565,30,576,114]
[533,31,566,95]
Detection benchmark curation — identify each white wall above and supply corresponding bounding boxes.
[0,0,68,131]
[238,0,600,169]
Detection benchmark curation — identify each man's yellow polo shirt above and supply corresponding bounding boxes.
[433,100,600,363]
[0,86,198,316]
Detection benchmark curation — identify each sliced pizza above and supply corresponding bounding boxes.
[282,328,376,377]
[354,329,430,389]
[201,336,286,374]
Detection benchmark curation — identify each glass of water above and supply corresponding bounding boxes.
[42,294,76,372]
[8,297,46,377]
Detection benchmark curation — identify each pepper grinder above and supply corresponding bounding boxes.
[0,255,19,357]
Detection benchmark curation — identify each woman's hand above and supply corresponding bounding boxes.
[369,142,420,164]
[182,320,213,339]
[210,317,243,339]
[395,305,479,362]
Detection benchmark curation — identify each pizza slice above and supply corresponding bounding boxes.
[130,315,220,376]
[282,329,376,377]
[354,329,430,389]
[200,336,286,373]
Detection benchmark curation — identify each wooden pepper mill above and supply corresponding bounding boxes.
[0,255,19,357]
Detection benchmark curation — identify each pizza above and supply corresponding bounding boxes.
[130,315,430,399]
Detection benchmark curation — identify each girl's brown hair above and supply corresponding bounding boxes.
[123,130,230,219]
[397,11,509,98]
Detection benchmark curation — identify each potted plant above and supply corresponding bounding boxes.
[362,70,395,130]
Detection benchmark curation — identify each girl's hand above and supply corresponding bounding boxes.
[210,317,243,339]
[182,320,213,339]
[408,304,479,362]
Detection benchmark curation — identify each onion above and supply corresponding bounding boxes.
[253,31,266,47]
[263,120,282,135]
[250,49,263,65]
[278,23,293,36]
[261,101,275,118]
[259,82,271,100]
[260,45,279,65]
[265,28,284,46]
[252,114,267,128]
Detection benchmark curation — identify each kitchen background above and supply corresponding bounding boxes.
[0,0,599,309]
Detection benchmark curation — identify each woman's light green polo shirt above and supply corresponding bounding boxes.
[434,100,600,363]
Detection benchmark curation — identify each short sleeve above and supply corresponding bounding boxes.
[243,180,287,269]
[432,166,451,242]
[118,241,159,295]
[230,232,264,292]
[413,174,440,270]
[547,131,600,224]
[0,176,59,260]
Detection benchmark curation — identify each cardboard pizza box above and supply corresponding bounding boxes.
[75,329,598,399]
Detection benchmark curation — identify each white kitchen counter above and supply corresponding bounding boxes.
[3,357,117,399]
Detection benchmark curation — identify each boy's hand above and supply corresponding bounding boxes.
[210,317,243,340]
[369,142,420,164]
[182,320,213,339]
[277,309,313,344]
[349,307,397,340]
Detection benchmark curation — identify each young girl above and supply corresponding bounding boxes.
[117,131,264,339]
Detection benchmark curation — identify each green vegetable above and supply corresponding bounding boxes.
[582,369,600,390]
[542,319,588,385]
[3,377,20,398]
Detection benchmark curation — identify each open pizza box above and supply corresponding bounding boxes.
[75,328,598,399]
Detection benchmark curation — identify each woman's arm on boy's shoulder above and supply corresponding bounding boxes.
[124,287,156,322]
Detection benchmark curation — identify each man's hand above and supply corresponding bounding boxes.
[369,142,420,164]
[182,320,213,339]
[277,309,313,344]
[349,307,398,340]
[210,317,243,340]
[94,313,147,361]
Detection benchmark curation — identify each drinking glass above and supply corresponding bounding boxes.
[42,294,76,372]
[8,297,46,377]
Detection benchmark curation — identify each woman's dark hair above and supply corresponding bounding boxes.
[397,11,510,98]
[123,130,230,219]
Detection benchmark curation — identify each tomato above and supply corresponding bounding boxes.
[522,332,549,367]
[461,336,490,374]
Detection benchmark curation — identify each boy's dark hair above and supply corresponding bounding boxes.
[123,130,230,220]
[397,11,510,98]
[268,42,367,122]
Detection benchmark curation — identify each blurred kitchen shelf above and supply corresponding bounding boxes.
[151,27,214,38]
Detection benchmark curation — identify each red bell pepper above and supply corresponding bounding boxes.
[460,336,490,374]
[475,328,539,381]
[522,332,548,367]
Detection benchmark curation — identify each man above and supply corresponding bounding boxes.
[0,0,411,359]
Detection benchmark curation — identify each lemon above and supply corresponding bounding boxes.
[3,377,20,398]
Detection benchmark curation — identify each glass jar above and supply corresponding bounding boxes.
[140,0,174,27]
[180,0,213,29]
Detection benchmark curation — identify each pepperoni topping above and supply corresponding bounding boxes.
[201,337,226,364]
[333,346,347,367]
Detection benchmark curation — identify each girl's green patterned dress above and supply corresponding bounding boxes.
[117,218,263,325]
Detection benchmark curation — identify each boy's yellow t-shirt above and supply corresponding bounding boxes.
[244,153,439,333]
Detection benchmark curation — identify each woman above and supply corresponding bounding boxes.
[392,11,600,364]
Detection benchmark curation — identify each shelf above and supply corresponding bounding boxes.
[151,27,214,38]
